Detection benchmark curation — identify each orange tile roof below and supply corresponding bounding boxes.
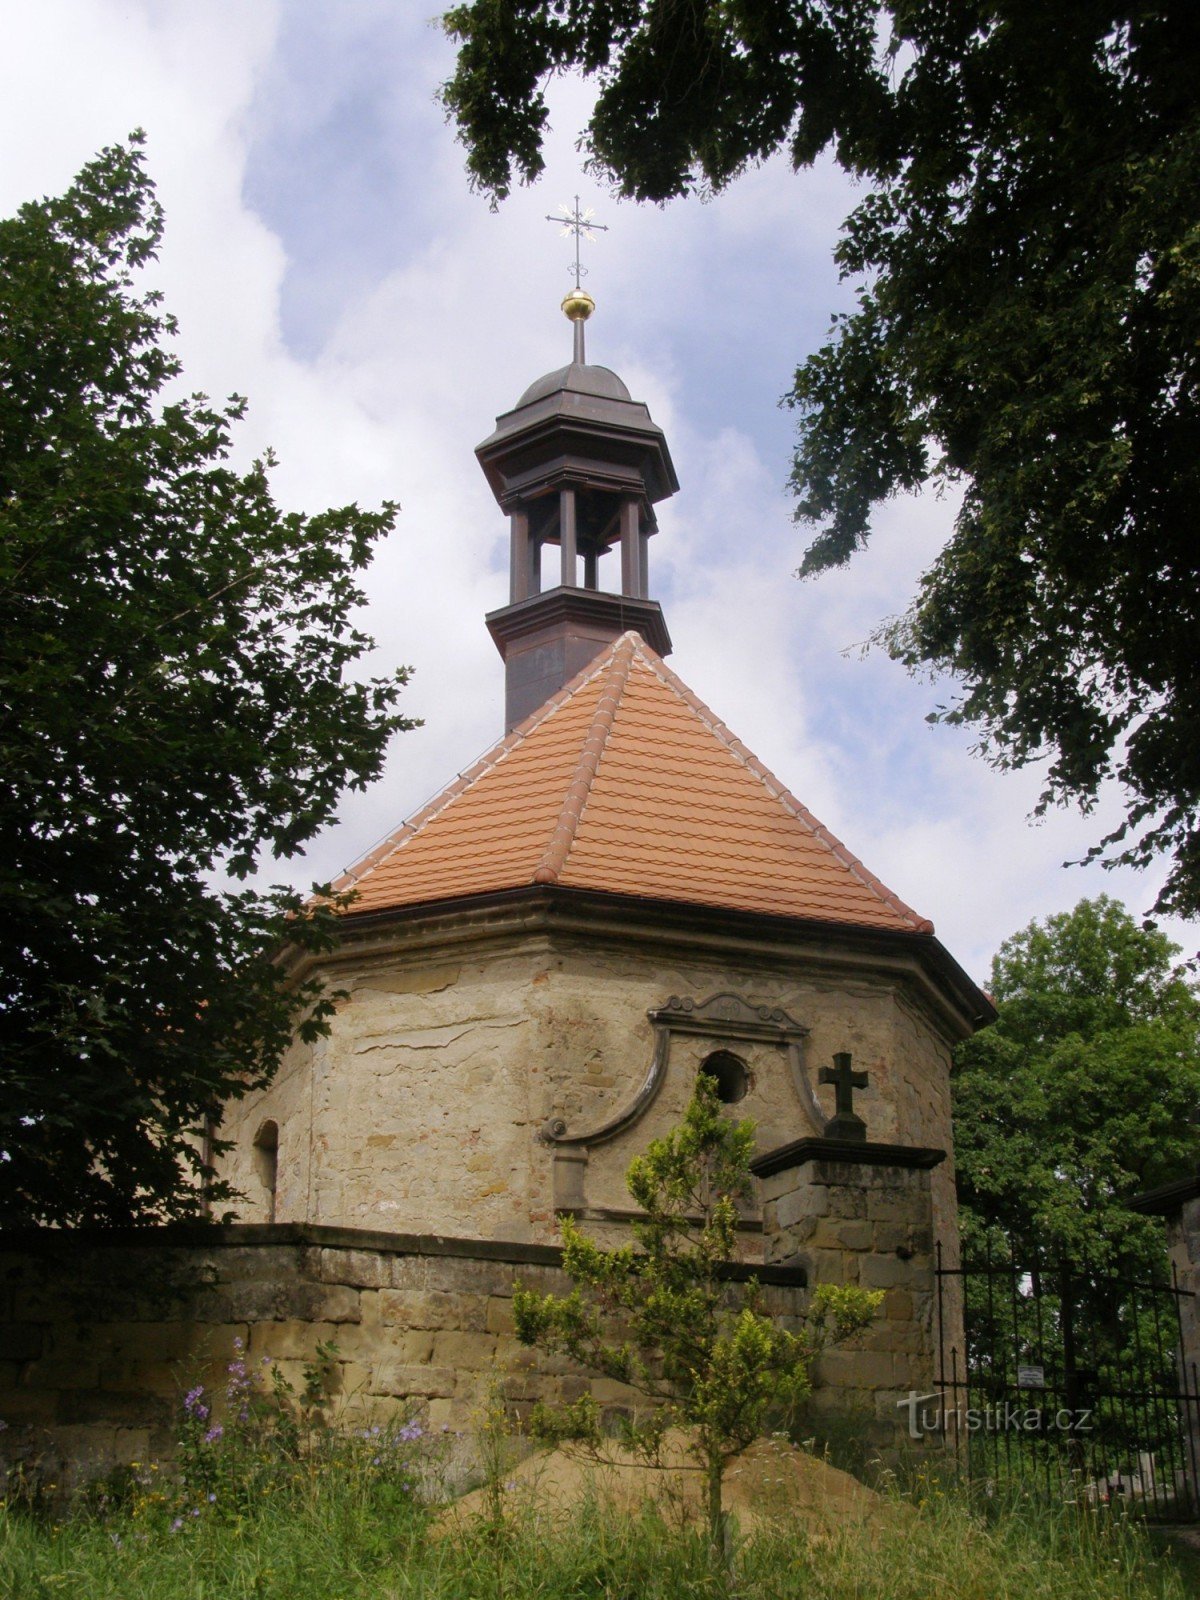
[334,633,933,935]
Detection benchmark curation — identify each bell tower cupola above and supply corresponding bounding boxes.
[477,284,678,731]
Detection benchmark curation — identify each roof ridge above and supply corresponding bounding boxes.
[532,633,638,884]
[331,639,630,896]
[632,645,934,935]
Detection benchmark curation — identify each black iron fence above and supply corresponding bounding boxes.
[933,1243,1200,1520]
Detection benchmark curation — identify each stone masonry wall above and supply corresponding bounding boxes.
[217,928,962,1274]
[0,1224,806,1488]
[759,1153,946,1457]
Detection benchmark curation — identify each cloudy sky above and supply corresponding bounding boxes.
[3,1,1191,983]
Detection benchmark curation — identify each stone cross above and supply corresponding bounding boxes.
[545,195,608,288]
[819,1051,869,1142]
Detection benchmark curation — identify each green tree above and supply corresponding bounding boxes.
[952,897,1200,1477]
[513,1075,881,1554]
[0,137,413,1228]
[441,1,1200,916]
[954,895,1200,1274]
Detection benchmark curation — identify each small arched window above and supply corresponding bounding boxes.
[252,1120,279,1223]
[700,1050,750,1105]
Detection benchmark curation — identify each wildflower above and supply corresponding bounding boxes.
[207,1493,217,1503]
[183,1386,210,1422]
[170,1518,183,1533]
[190,1507,201,1518]
[204,1424,224,1444]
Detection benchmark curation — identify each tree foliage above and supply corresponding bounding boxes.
[441,1,1200,915]
[953,896,1200,1275]
[0,138,413,1228]
[513,1075,880,1551]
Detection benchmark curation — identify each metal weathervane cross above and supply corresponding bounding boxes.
[546,196,608,288]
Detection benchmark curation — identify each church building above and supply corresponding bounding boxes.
[218,285,988,1263]
[0,287,991,1476]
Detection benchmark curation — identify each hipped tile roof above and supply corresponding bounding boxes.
[334,632,933,935]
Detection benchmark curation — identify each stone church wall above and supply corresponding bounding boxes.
[217,924,961,1279]
[0,1223,806,1488]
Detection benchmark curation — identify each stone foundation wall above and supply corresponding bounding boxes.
[0,1223,806,1487]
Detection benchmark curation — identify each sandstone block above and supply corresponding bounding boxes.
[0,1389,59,1425]
[890,1352,935,1389]
[386,1257,431,1292]
[866,1196,924,1225]
[64,1389,172,1428]
[884,1290,914,1321]
[194,1281,291,1323]
[72,1320,202,1364]
[328,1359,374,1401]
[423,1259,512,1296]
[425,1397,458,1432]
[98,1359,191,1397]
[831,1220,875,1251]
[862,1256,919,1290]
[311,1249,394,1289]
[815,1348,893,1391]
[772,1187,825,1232]
[378,1290,486,1332]
[246,1320,344,1363]
[428,1332,499,1372]
[807,1249,859,1287]
[370,1363,457,1400]
[486,1297,516,1336]
[21,1358,101,1391]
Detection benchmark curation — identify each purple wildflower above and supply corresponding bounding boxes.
[204,1424,224,1444]
[183,1385,209,1421]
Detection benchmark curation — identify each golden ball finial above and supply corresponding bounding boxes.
[561,286,595,322]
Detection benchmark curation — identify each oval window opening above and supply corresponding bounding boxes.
[700,1050,749,1105]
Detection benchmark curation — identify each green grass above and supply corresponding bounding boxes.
[4,1355,1194,1599]
[2,1470,1195,1600]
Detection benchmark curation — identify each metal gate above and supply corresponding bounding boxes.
[934,1243,1200,1519]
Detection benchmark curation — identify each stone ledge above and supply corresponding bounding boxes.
[0,1220,805,1287]
[751,1139,946,1180]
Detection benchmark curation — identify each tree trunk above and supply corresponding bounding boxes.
[705,1449,726,1563]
